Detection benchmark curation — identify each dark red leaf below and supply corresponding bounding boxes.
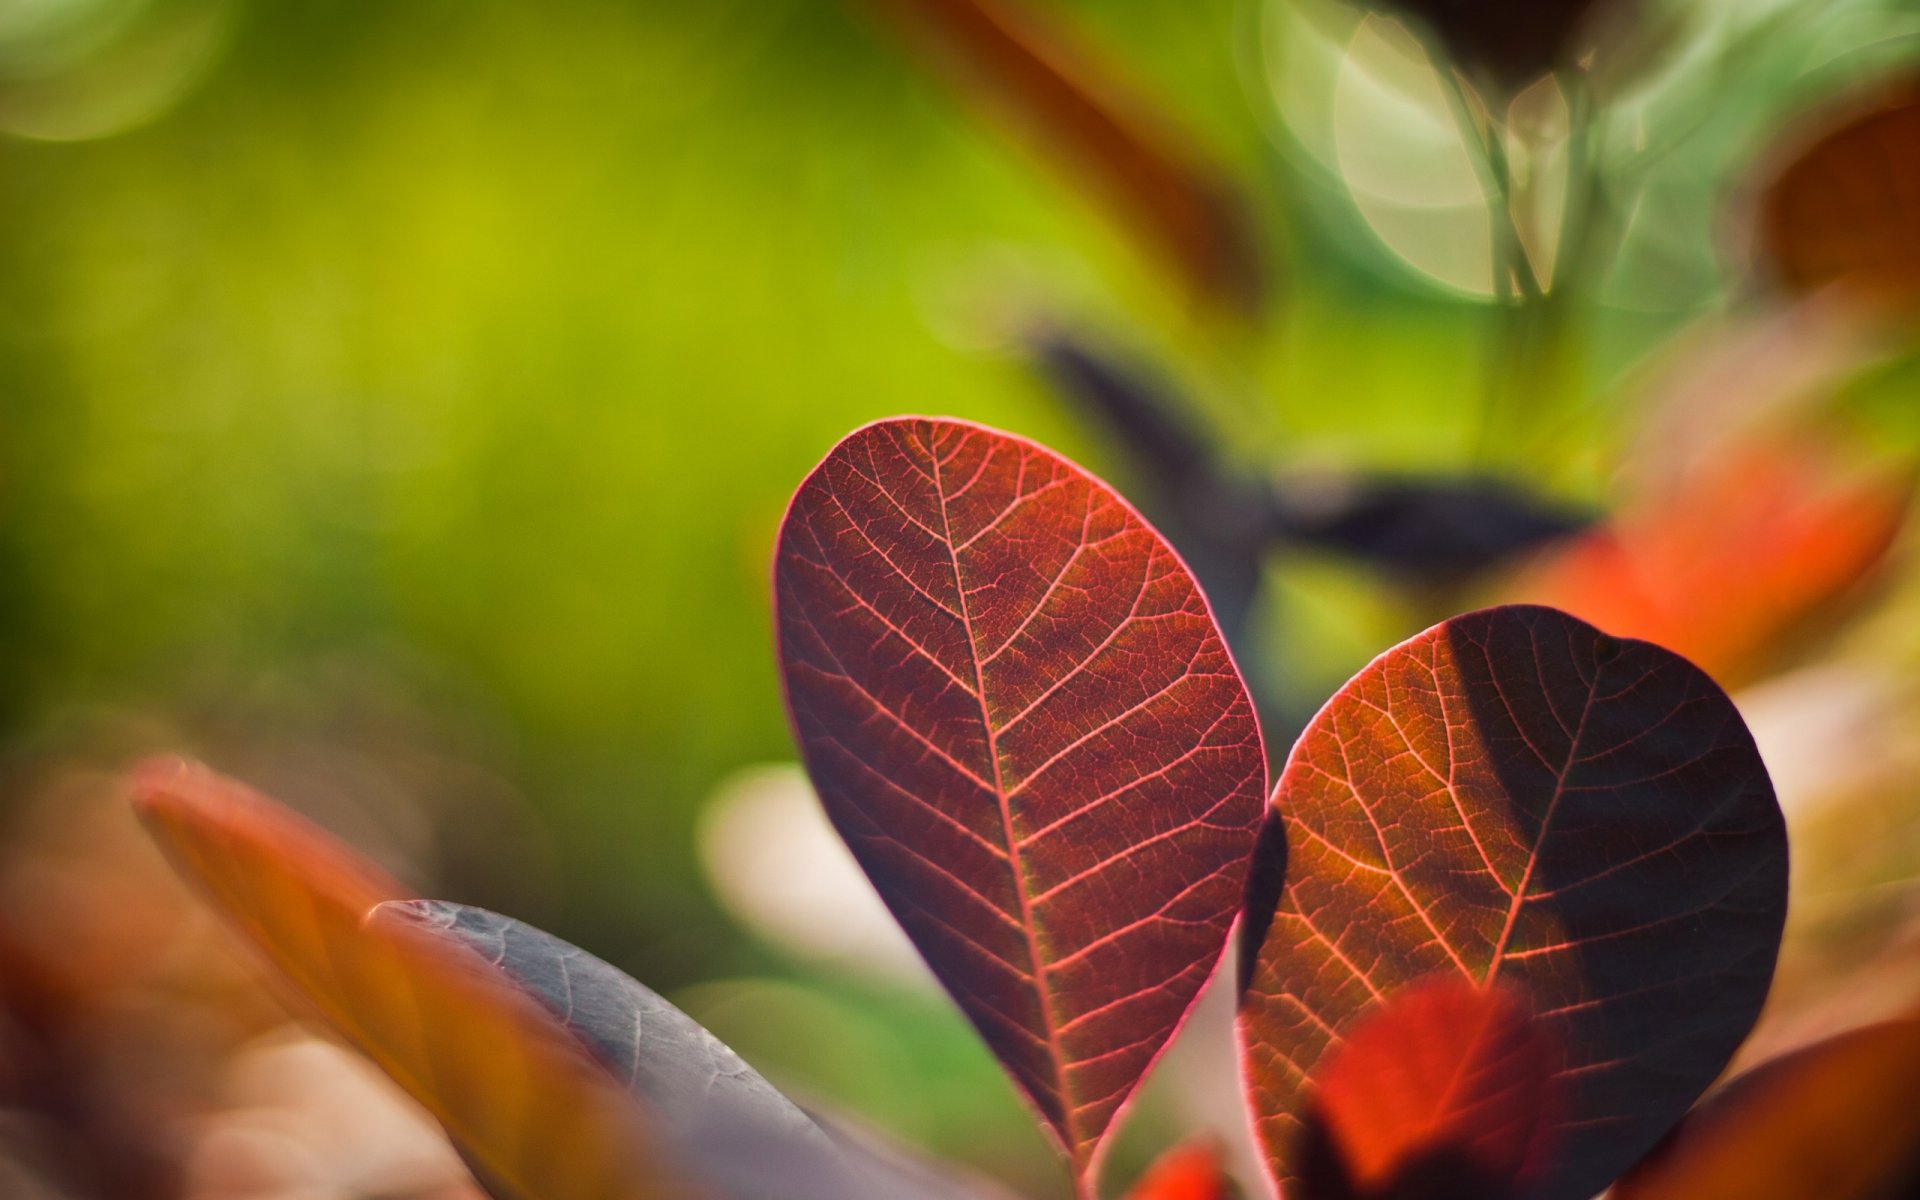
[774,417,1267,1184]
[1759,80,1920,313]
[1612,1020,1920,1200]
[1295,977,1562,1200]
[853,0,1265,314]
[1238,605,1788,1200]
[1123,1137,1234,1200]
[131,758,699,1200]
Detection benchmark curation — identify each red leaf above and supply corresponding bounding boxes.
[132,757,699,1200]
[853,0,1265,314]
[1124,1138,1234,1200]
[1296,977,1562,1200]
[1612,1020,1920,1200]
[1759,80,1920,314]
[774,418,1267,1183]
[1238,605,1788,1200]
[1506,440,1910,685]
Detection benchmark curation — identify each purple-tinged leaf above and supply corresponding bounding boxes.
[774,417,1267,1185]
[1239,605,1787,1200]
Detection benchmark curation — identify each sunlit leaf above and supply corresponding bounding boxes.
[1506,441,1911,684]
[1294,977,1561,1200]
[853,0,1265,313]
[1238,605,1788,1200]
[131,757,699,1200]
[1123,1137,1234,1200]
[774,417,1267,1186]
[1612,1020,1920,1200]
[1760,81,1920,313]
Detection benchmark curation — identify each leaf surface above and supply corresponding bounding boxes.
[1123,1138,1235,1200]
[1294,977,1561,1200]
[1612,1020,1920,1200]
[853,0,1264,313]
[1760,80,1920,312]
[131,757,696,1200]
[1238,605,1788,1200]
[774,417,1267,1179]
[1506,440,1910,684]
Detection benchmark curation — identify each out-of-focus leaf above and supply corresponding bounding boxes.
[853,0,1265,313]
[1506,440,1912,685]
[1123,1137,1235,1200]
[1238,605,1788,1200]
[1759,82,1920,314]
[774,417,1267,1186]
[1358,0,1624,90]
[130,757,699,1200]
[1271,473,1590,584]
[1612,1020,1920,1200]
[1293,977,1561,1200]
[379,900,1001,1200]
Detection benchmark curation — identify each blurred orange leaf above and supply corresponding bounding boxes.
[1612,1020,1920,1200]
[1123,1138,1233,1200]
[1760,81,1920,314]
[1506,439,1911,683]
[1294,978,1562,1200]
[854,0,1264,314]
[132,756,699,1200]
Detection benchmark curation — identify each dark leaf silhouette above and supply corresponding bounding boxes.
[1239,605,1788,1200]
[1760,81,1920,312]
[131,758,699,1200]
[1293,977,1562,1200]
[1358,0,1623,89]
[1506,439,1911,684]
[1612,1020,1920,1200]
[774,417,1267,1184]
[853,0,1264,313]
[1123,1137,1235,1200]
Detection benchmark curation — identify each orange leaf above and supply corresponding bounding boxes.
[1612,1020,1920,1200]
[131,757,699,1200]
[1760,80,1920,314]
[1506,440,1911,684]
[1296,978,1562,1200]
[1124,1138,1233,1200]
[854,0,1264,314]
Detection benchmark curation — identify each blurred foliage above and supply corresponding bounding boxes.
[4,0,1920,1197]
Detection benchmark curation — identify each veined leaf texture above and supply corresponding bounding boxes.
[1239,605,1788,1200]
[774,417,1266,1182]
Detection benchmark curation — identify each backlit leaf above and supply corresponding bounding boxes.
[774,417,1267,1184]
[1612,1020,1920,1200]
[131,757,697,1200]
[853,0,1265,314]
[1760,81,1920,312]
[1123,1138,1234,1200]
[1505,439,1911,685]
[1294,977,1561,1200]
[1238,605,1788,1200]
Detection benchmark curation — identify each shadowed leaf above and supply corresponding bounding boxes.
[1760,81,1920,313]
[130,757,699,1200]
[1612,1020,1920,1200]
[1123,1137,1235,1200]
[853,0,1264,313]
[1358,0,1624,89]
[1507,440,1911,685]
[1294,977,1561,1200]
[1238,605,1788,1200]
[774,417,1267,1185]
[378,900,1004,1200]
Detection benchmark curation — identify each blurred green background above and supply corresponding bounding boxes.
[5,0,1920,1195]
